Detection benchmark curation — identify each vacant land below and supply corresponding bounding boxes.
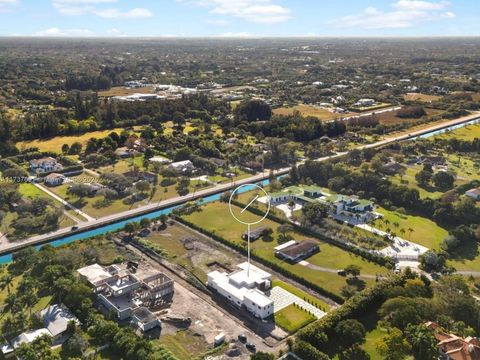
[373,107,442,126]
[403,93,442,102]
[183,201,389,297]
[158,330,210,359]
[273,104,352,120]
[434,123,480,141]
[375,207,448,249]
[274,304,316,333]
[16,128,129,153]
[98,86,155,97]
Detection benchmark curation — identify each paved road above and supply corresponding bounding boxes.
[1,111,479,256]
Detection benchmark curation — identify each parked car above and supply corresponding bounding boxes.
[71,226,79,231]
[337,269,346,276]
[246,342,256,352]
[238,334,247,343]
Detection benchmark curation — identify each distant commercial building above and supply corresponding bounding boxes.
[207,262,274,319]
[77,262,173,332]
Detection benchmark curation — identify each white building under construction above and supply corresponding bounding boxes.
[207,262,274,319]
[77,262,174,332]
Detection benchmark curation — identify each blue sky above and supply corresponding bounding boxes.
[0,0,478,37]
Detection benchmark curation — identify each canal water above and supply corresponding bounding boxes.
[0,180,270,264]
[2,116,479,265]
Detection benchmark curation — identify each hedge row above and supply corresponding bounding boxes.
[174,215,345,304]
[296,273,407,357]
[229,199,395,269]
[36,165,84,177]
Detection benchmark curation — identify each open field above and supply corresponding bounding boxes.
[274,304,316,333]
[157,330,210,359]
[375,207,448,250]
[16,128,130,153]
[98,86,155,97]
[273,104,353,121]
[374,107,442,125]
[183,201,389,297]
[434,123,480,141]
[349,103,391,112]
[403,93,442,102]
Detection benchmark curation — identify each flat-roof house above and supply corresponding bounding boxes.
[168,160,195,174]
[44,173,65,186]
[466,188,480,201]
[207,262,273,319]
[123,170,157,183]
[77,263,172,332]
[275,240,320,263]
[132,307,161,332]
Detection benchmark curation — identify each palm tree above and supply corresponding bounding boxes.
[408,227,414,240]
[393,222,400,234]
[400,228,406,239]
[0,274,14,295]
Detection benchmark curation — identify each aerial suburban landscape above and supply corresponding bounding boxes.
[0,1,480,359]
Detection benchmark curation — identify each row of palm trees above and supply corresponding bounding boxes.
[370,217,415,242]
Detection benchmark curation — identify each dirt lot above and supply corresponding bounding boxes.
[273,104,353,120]
[403,93,442,102]
[373,107,442,125]
[98,86,155,97]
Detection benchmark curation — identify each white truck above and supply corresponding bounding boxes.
[214,333,226,346]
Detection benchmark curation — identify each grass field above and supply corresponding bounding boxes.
[434,123,480,141]
[98,86,155,97]
[157,330,210,359]
[274,304,316,333]
[16,128,130,153]
[389,165,444,199]
[374,108,442,126]
[273,104,352,121]
[362,326,387,360]
[403,93,442,102]
[375,207,448,250]
[183,201,389,297]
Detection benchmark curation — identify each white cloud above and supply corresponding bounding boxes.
[182,0,291,24]
[337,0,455,29]
[52,0,116,15]
[393,0,450,11]
[205,18,228,26]
[217,31,252,37]
[94,7,152,18]
[0,0,18,12]
[34,27,95,36]
[51,0,152,19]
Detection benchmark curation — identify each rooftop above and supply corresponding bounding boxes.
[244,289,273,307]
[77,263,113,285]
[41,304,79,337]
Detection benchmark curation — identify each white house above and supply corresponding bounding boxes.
[466,188,480,201]
[29,157,63,174]
[168,160,195,174]
[40,304,80,341]
[207,262,274,319]
[354,98,376,107]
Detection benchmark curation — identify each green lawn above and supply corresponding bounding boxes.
[183,201,389,297]
[157,330,210,360]
[16,128,131,153]
[389,166,444,199]
[274,304,316,333]
[362,326,388,360]
[434,123,480,141]
[375,207,448,250]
